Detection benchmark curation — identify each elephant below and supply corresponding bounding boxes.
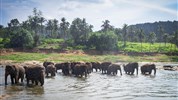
[46,64,56,77]
[24,64,45,86]
[5,64,25,85]
[62,62,71,75]
[91,62,101,72]
[123,62,138,75]
[107,64,122,76]
[43,61,54,68]
[141,64,156,75]
[86,62,92,74]
[72,63,88,77]
[55,63,64,72]
[100,62,112,74]
[70,62,81,74]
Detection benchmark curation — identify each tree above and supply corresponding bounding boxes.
[59,17,70,40]
[70,18,93,45]
[52,19,58,38]
[163,33,168,46]
[89,31,118,51]
[114,28,122,41]
[101,20,113,32]
[173,30,178,50]
[10,28,34,48]
[148,32,156,52]
[157,25,164,49]
[122,24,128,47]
[138,29,145,52]
[46,20,53,38]
[39,17,46,35]
[7,19,20,36]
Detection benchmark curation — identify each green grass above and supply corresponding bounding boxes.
[37,38,64,49]
[118,41,178,53]
[1,52,178,63]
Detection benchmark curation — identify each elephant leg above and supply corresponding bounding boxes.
[21,75,24,83]
[120,70,122,76]
[10,75,14,84]
[40,78,44,86]
[27,79,29,85]
[35,80,38,85]
[149,70,152,75]
[31,79,34,84]
[5,74,8,85]
[15,75,19,84]
[85,72,87,77]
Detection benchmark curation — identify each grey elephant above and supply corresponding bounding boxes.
[24,64,45,86]
[91,62,101,72]
[123,62,138,75]
[100,62,112,74]
[141,64,156,75]
[5,64,25,85]
[46,64,56,77]
[72,63,88,77]
[107,64,122,76]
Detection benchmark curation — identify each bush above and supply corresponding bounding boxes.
[88,31,118,51]
[10,28,34,48]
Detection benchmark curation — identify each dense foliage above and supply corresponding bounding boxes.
[89,31,118,51]
[0,8,177,52]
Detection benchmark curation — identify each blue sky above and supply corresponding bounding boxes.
[0,0,177,30]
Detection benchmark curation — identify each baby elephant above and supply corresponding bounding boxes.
[107,64,122,76]
[46,64,56,77]
[5,64,25,85]
[141,64,156,75]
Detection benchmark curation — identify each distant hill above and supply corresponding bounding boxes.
[129,21,178,35]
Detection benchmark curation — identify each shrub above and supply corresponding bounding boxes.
[10,28,34,48]
[88,31,118,51]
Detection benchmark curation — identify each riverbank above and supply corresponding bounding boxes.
[0,51,178,62]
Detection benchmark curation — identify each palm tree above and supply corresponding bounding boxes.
[138,29,145,52]
[39,17,46,35]
[46,20,53,38]
[122,24,128,47]
[148,32,156,52]
[163,33,168,47]
[101,20,112,32]
[52,19,58,38]
[157,25,164,52]
[60,17,70,40]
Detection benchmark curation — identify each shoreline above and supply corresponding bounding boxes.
[1,60,178,71]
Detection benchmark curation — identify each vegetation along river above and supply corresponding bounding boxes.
[0,62,178,100]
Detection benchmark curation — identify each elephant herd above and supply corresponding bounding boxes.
[4,61,156,86]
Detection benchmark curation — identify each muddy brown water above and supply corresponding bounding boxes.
[0,62,178,100]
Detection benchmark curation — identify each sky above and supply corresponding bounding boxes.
[0,0,177,31]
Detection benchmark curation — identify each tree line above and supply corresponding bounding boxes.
[0,8,178,52]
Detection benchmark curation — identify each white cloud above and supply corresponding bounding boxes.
[1,0,177,30]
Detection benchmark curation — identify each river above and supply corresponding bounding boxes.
[0,63,178,100]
